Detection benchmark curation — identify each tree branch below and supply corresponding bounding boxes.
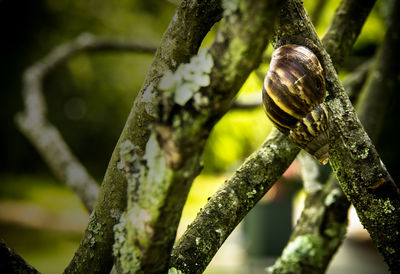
[0,241,40,274]
[341,60,371,103]
[64,1,224,273]
[275,0,400,271]
[322,0,376,69]
[269,169,349,273]
[15,33,156,212]
[269,9,400,269]
[114,0,282,272]
[355,4,400,143]
[171,0,377,271]
[170,129,299,273]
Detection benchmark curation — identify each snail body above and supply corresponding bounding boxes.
[262,44,329,164]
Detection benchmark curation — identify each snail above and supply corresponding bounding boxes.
[262,44,329,164]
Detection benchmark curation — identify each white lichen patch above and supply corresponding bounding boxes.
[119,140,135,166]
[113,213,127,247]
[270,144,278,149]
[193,92,209,110]
[110,208,122,221]
[143,133,166,185]
[159,50,213,106]
[141,83,158,118]
[129,208,154,238]
[324,188,343,207]
[268,235,323,273]
[298,152,322,194]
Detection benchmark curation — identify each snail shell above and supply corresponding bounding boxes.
[262,44,329,164]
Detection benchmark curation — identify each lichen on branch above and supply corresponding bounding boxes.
[64,1,224,273]
[274,0,400,271]
[117,0,283,271]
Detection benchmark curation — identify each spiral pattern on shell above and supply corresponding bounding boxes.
[262,44,329,164]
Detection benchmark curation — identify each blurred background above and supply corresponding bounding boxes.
[0,0,397,273]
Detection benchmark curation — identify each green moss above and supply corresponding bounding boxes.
[383,199,395,214]
[85,214,104,248]
[246,189,257,198]
[88,222,103,236]
[386,247,395,255]
[268,235,324,273]
[360,147,369,159]
[119,140,136,164]
[140,83,158,118]
[113,213,141,273]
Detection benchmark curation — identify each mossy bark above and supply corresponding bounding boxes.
[170,130,299,273]
[356,0,400,143]
[275,0,400,271]
[171,0,380,272]
[268,170,349,274]
[0,241,40,274]
[64,1,223,273]
[117,0,282,272]
[322,0,376,69]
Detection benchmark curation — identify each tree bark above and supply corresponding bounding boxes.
[0,241,40,274]
[322,0,376,69]
[64,1,223,273]
[275,0,400,271]
[171,0,378,271]
[114,0,282,272]
[269,8,400,268]
[170,130,299,273]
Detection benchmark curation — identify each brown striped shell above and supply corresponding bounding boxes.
[262,44,329,164]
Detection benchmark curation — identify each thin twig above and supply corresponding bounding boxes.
[16,33,157,212]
